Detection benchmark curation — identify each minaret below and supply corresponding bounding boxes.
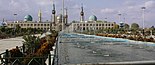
[52,3,56,24]
[80,4,84,22]
[64,8,68,25]
[2,18,4,22]
[38,9,42,23]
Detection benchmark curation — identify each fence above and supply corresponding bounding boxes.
[0,44,53,65]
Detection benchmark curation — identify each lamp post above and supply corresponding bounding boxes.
[14,14,17,23]
[105,18,107,22]
[118,13,121,23]
[13,14,17,37]
[118,13,123,33]
[62,0,64,31]
[141,7,146,36]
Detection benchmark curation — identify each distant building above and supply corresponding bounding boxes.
[69,6,116,32]
[7,21,52,31]
[6,14,67,31]
[69,15,116,32]
[6,3,68,31]
[6,4,116,32]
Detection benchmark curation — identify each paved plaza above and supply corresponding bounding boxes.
[0,37,23,53]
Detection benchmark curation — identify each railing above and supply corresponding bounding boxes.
[0,56,48,65]
[0,45,53,65]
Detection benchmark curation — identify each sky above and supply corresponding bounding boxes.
[0,0,155,28]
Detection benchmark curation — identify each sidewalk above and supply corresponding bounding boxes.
[0,37,23,53]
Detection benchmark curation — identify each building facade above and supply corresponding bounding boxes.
[6,14,66,31]
[68,6,116,32]
[7,21,52,31]
[70,21,116,32]
[6,3,68,32]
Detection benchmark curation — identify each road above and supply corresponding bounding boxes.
[58,33,155,65]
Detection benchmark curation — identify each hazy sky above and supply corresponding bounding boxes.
[0,0,155,27]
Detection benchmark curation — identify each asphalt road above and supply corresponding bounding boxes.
[58,33,155,65]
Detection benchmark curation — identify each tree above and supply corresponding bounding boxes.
[23,35,40,53]
[131,23,139,30]
[114,24,119,29]
[0,26,6,32]
[124,23,129,30]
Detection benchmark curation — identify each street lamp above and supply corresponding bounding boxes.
[141,7,146,36]
[105,18,107,22]
[118,13,121,23]
[141,7,146,29]
[14,14,17,23]
[62,0,64,31]
[13,14,17,37]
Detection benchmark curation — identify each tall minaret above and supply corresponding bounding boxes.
[2,18,4,22]
[38,9,42,23]
[64,8,68,25]
[52,3,56,24]
[80,4,84,22]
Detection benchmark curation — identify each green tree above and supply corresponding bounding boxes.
[0,26,6,32]
[114,24,119,29]
[15,24,21,31]
[124,23,129,30]
[131,23,139,30]
[23,35,40,53]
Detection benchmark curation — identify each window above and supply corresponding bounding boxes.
[87,24,89,26]
[109,24,111,26]
[96,24,98,26]
[83,24,85,26]
[105,24,107,26]
[41,24,43,26]
[96,27,98,30]
[102,24,104,26]
[44,24,46,26]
